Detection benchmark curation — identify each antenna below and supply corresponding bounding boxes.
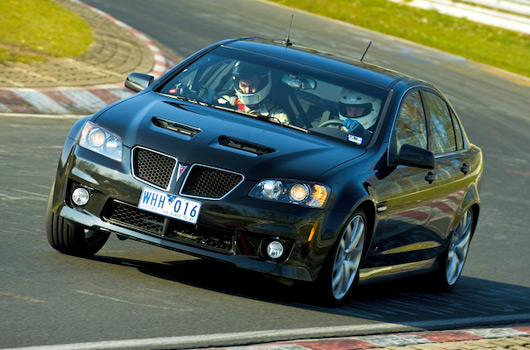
[284,14,294,47]
[360,41,372,62]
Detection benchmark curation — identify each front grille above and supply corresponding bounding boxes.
[133,147,176,190]
[102,200,234,253]
[103,200,164,235]
[180,165,243,199]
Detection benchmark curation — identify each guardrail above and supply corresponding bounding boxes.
[466,0,530,16]
[389,0,530,34]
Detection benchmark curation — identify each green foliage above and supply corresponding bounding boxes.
[1,0,528,77]
[0,0,92,63]
[271,0,530,77]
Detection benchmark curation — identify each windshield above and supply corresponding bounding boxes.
[158,47,389,146]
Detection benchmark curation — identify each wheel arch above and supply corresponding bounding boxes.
[326,198,376,261]
[357,199,377,250]
[460,181,481,238]
[469,202,480,238]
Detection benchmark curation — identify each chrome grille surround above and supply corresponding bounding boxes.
[180,164,244,200]
[131,146,177,191]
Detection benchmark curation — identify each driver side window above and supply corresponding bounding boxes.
[392,90,428,153]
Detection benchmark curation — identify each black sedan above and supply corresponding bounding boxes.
[46,37,483,305]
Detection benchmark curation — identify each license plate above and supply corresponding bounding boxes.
[138,188,201,224]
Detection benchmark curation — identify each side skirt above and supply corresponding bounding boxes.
[358,257,436,284]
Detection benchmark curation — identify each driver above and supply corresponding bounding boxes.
[217,61,289,124]
[338,88,381,144]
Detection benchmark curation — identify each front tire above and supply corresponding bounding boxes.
[318,209,367,305]
[46,211,109,257]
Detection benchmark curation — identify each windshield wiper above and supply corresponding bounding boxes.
[210,105,309,133]
[162,93,308,133]
[210,104,268,119]
[160,93,210,107]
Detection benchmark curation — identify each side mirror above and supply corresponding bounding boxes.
[125,72,154,92]
[391,144,435,169]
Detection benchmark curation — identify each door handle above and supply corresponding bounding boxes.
[425,172,436,184]
[461,163,469,175]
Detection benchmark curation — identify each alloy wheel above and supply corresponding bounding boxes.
[331,214,366,300]
[446,209,473,286]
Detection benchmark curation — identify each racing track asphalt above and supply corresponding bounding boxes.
[1,1,529,350]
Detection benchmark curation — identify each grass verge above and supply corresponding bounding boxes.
[0,0,92,64]
[269,0,530,78]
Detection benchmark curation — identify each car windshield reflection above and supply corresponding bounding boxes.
[158,48,389,147]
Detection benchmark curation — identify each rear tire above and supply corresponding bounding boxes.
[317,209,367,305]
[432,208,474,290]
[46,211,109,257]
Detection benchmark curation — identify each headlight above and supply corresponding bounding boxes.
[78,121,123,162]
[249,179,330,208]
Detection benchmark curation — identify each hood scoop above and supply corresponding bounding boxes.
[218,136,276,156]
[152,117,201,138]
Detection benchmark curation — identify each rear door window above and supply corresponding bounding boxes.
[423,92,456,154]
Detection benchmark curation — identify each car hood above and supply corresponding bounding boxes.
[95,93,365,181]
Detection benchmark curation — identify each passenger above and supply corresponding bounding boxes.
[338,88,381,143]
[217,61,289,124]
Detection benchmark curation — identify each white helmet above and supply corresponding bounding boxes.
[338,88,381,129]
[232,61,272,106]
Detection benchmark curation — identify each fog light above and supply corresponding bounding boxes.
[72,187,90,206]
[267,240,284,259]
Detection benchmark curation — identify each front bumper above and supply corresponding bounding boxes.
[55,202,314,281]
[49,141,339,282]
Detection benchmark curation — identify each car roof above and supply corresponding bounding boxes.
[222,38,419,90]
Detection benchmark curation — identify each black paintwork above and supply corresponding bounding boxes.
[47,38,482,285]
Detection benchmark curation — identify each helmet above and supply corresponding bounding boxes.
[232,61,272,106]
[338,88,381,129]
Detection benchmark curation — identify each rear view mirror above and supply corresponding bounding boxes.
[392,144,435,169]
[125,72,154,92]
[281,74,316,90]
